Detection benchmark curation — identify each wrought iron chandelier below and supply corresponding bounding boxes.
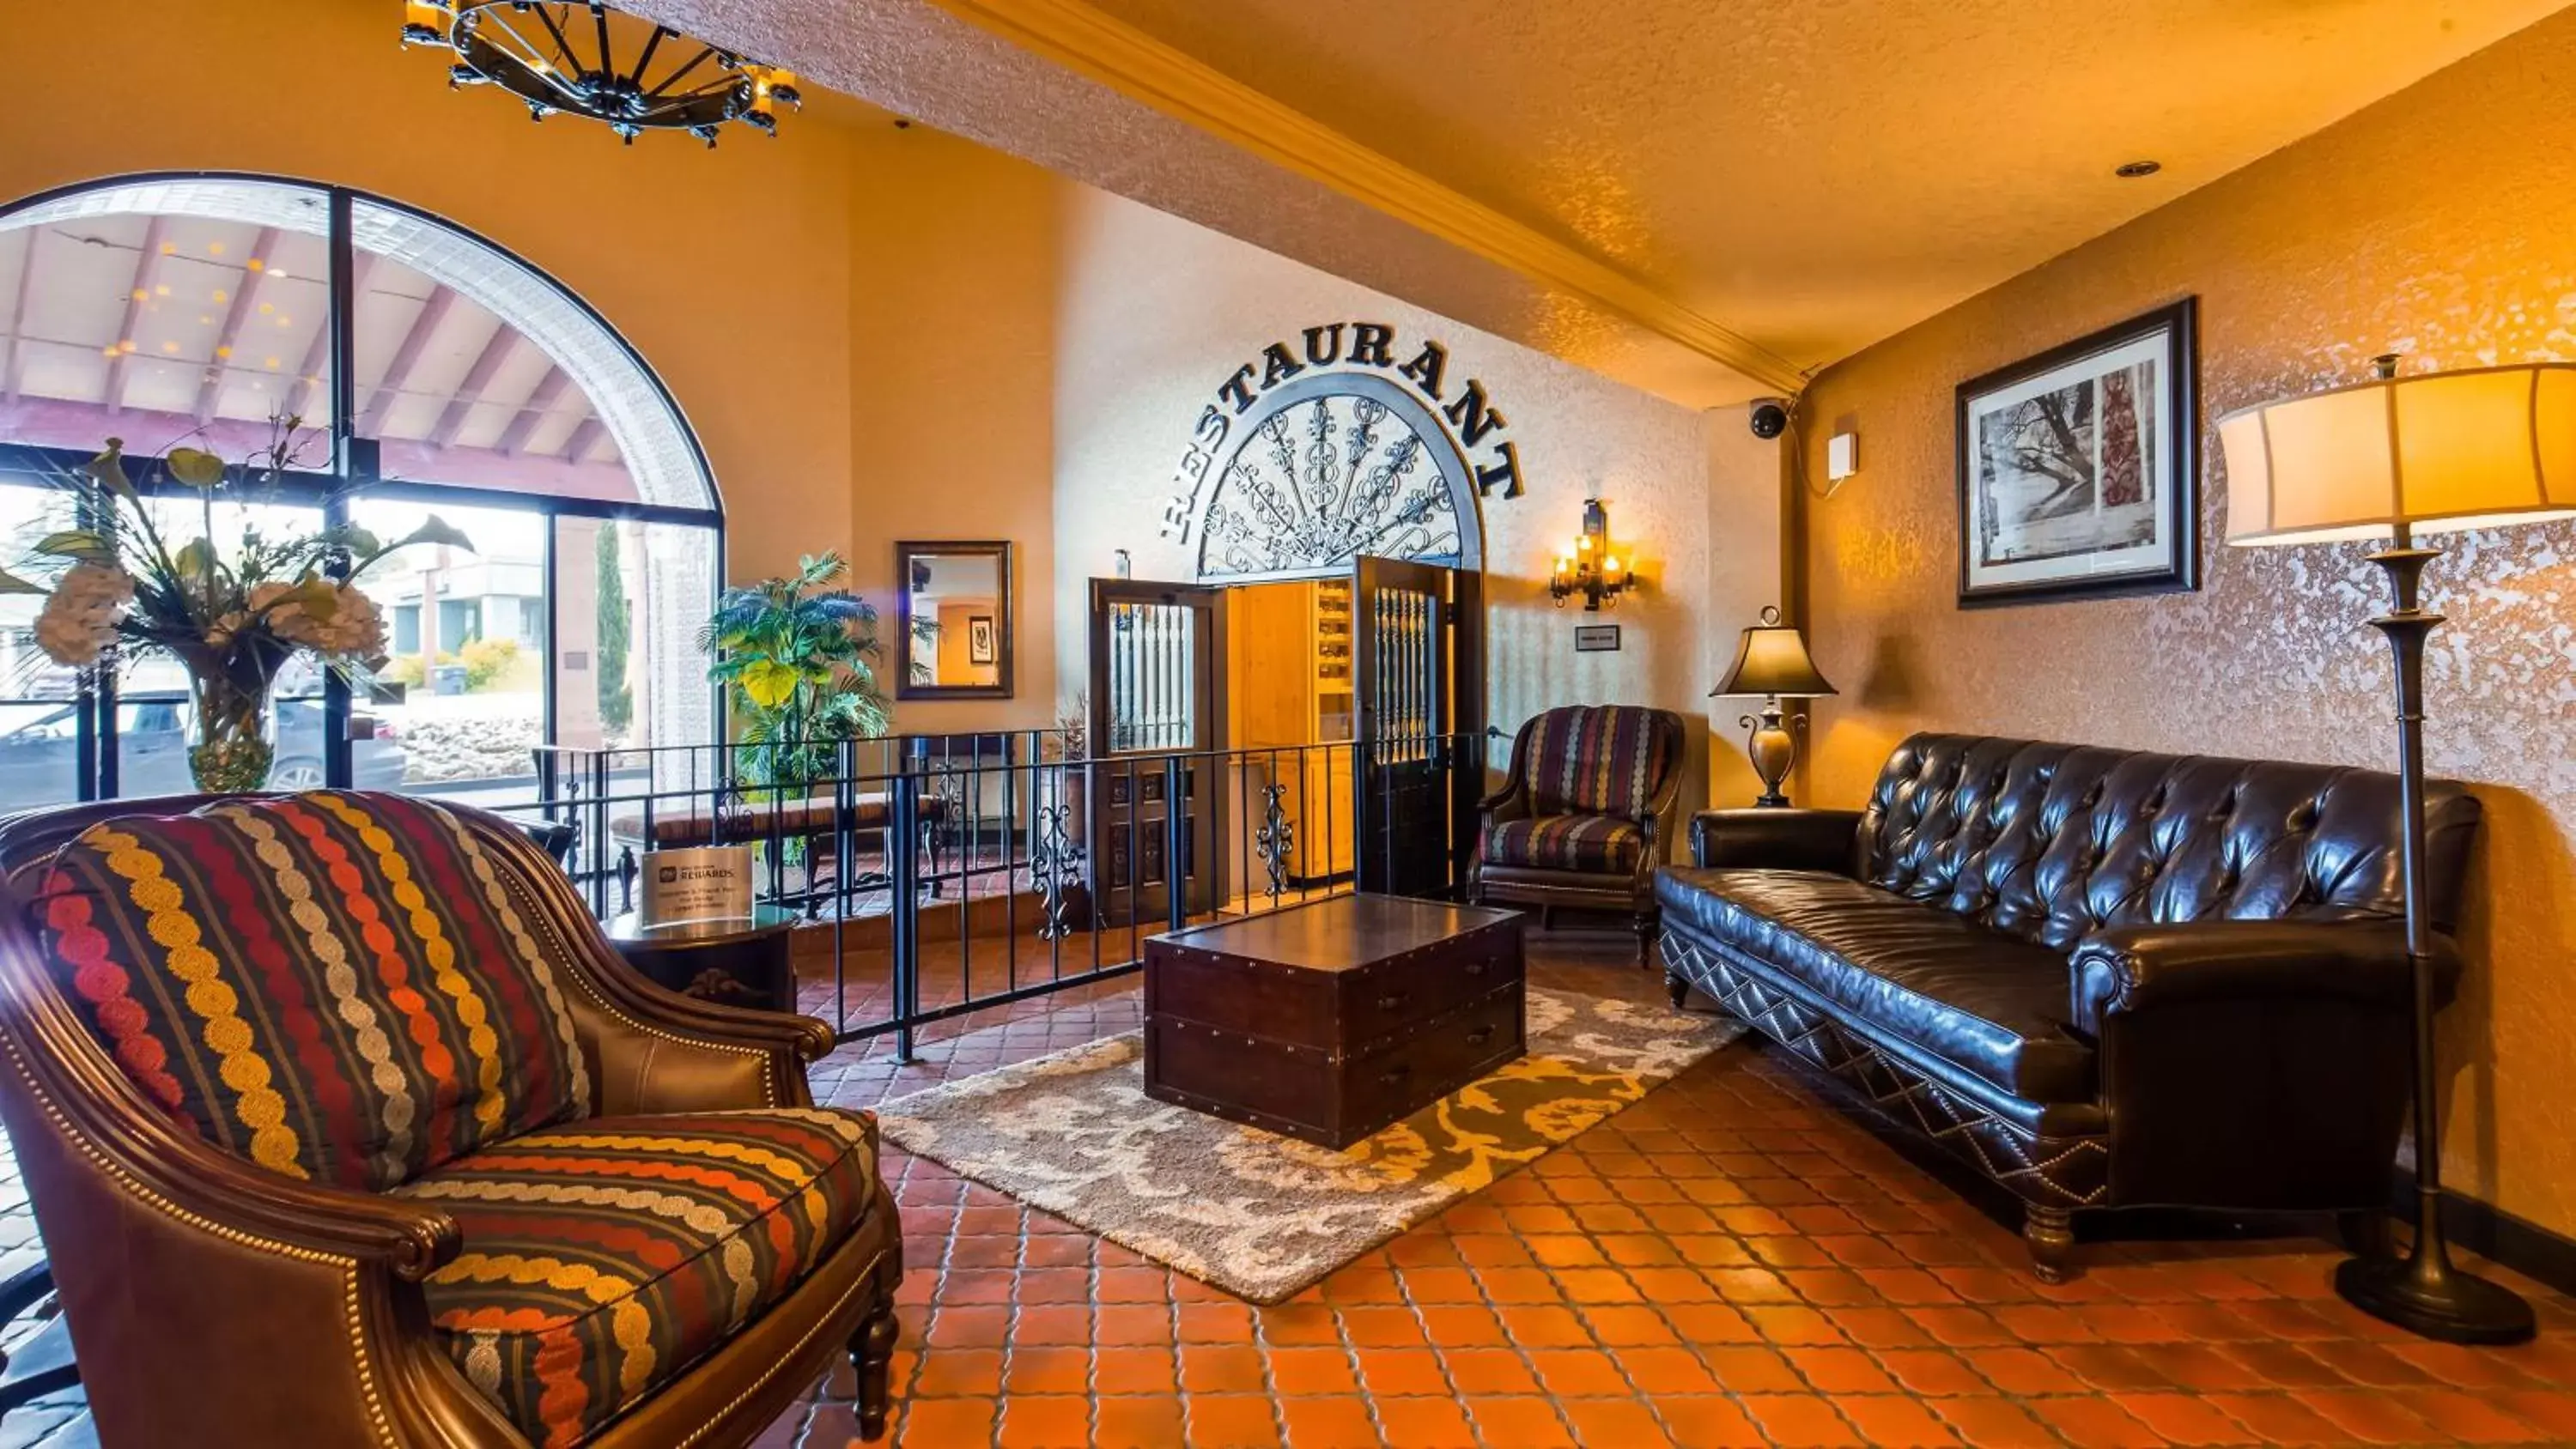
[402,2,801,146]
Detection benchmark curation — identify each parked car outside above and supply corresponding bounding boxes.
[0,696,409,803]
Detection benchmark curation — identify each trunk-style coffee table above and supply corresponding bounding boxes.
[1144,894,1526,1149]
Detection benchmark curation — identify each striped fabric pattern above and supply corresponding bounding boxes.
[1480,815,1645,875]
[1525,706,1671,819]
[395,1107,877,1447]
[33,792,592,1192]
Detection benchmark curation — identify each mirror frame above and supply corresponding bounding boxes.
[894,540,1015,700]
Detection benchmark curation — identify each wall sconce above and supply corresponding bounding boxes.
[1548,498,1634,611]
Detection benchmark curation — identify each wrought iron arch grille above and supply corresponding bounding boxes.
[1196,373,1485,583]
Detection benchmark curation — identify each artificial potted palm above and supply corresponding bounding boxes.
[3,433,470,792]
[698,551,891,797]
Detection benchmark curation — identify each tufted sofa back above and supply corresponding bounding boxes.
[1855,734,2480,953]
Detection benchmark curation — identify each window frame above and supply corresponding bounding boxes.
[0,173,726,803]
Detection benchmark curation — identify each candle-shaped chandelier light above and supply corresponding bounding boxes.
[1548,498,1633,611]
[402,1,802,147]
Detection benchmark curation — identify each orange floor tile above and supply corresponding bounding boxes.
[9,940,2576,1448]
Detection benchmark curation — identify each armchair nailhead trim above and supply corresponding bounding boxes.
[0,1034,399,1448]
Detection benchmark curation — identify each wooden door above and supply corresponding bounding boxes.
[1086,579,1227,926]
[1352,556,1473,899]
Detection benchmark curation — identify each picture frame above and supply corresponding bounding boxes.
[968,615,996,665]
[1573,624,1621,652]
[1955,298,2198,607]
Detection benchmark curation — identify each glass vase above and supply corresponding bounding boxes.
[189,676,275,794]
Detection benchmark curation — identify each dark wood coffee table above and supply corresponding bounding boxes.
[1143,894,1526,1149]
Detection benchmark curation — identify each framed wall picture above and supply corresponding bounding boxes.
[968,615,997,665]
[1955,298,2198,607]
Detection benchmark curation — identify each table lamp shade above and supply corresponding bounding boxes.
[1715,620,1836,698]
[2219,362,2576,546]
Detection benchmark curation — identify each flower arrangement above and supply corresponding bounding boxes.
[0,432,471,792]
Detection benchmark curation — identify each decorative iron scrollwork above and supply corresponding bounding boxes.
[1030,786,1080,941]
[1200,391,1462,579]
[1255,781,1294,904]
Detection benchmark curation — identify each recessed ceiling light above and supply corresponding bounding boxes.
[2116,160,2163,179]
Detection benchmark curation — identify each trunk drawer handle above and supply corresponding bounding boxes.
[1377,1064,1413,1086]
[1466,1025,1495,1046]
[1465,961,1487,977]
[1376,992,1408,1011]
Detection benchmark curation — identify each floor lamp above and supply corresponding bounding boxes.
[2218,355,2575,1344]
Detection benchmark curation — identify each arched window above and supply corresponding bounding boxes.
[0,173,721,807]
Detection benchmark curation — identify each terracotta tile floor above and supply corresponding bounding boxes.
[13,938,2576,1447]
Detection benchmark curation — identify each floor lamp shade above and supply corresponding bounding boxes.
[2214,359,2571,1346]
[2218,362,2576,545]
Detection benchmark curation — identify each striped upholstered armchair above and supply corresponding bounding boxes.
[0,791,901,1449]
[1472,705,1688,965]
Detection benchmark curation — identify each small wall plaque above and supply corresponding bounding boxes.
[1574,624,1622,652]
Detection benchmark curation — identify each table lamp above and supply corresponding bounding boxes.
[1711,606,1836,807]
[2218,354,2576,1344]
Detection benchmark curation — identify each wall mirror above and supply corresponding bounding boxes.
[895,541,1014,700]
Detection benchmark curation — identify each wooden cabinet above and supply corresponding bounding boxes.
[1229,579,1357,886]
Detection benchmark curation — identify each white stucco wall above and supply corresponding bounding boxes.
[1049,189,1788,845]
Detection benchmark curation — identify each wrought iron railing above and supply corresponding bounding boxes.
[511,730,1485,1056]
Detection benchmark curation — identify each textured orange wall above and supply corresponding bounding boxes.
[2,0,872,584]
[1800,12,2576,1233]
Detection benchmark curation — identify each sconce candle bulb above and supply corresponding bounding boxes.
[1549,498,1637,611]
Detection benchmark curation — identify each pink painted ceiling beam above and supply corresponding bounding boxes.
[286,252,371,426]
[2,232,35,406]
[190,226,282,425]
[353,283,455,438]
[428,324,523,448]
[560,415,610,464]
[0,393,640,503]
[103,217,173,417]
[495,363,574,456]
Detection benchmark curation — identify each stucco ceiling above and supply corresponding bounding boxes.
[1076,0,2572,373]
[636,0,2571,407]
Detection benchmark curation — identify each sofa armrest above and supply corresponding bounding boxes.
[1689,809,1862,873]
[2068,919,2456,1037]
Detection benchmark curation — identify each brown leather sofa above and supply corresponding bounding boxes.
[0,792,902,1448]
[1657,732,2474,1281]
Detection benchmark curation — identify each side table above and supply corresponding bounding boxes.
[605,905,801,1015]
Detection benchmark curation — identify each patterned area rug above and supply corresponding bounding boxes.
[878,988,1742,1302]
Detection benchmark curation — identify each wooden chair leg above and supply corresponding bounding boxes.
[2024,1205,2077,1284]
[852,1271,901,1441]
[1666,972,1690,1009]
[1633,912,1656,969]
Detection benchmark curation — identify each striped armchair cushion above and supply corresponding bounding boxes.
[1480,815,1645,876]
[394,1108,879,1449]
[33,792,593,1193]
[1525,705,1674,819]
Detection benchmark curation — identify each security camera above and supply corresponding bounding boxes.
[1748,399,1790,440]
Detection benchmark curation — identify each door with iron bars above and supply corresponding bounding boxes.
[1352,555,1481,900]
[1086,579,1227,927]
